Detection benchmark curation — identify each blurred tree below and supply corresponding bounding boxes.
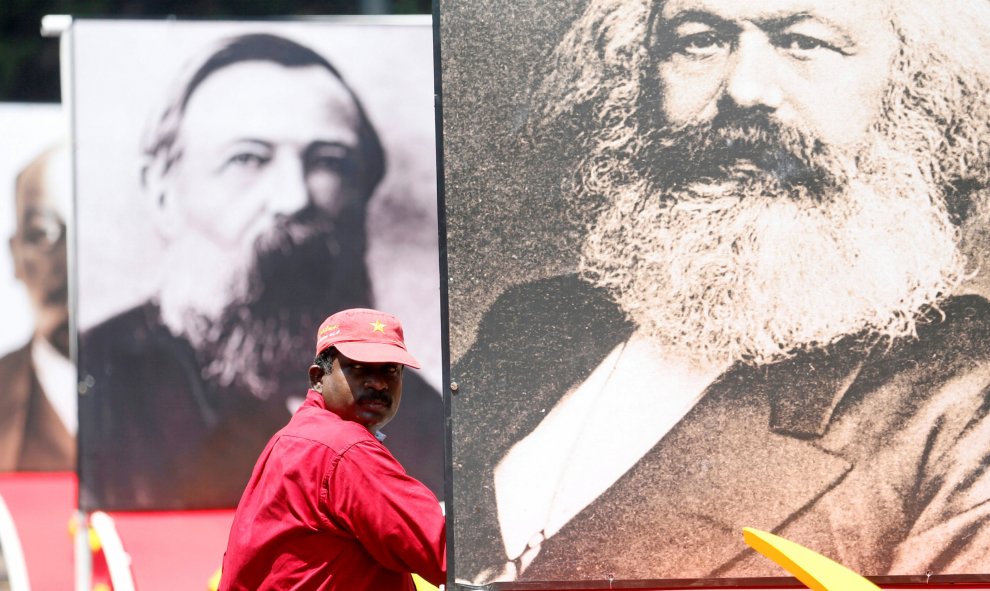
[0,0,431,101]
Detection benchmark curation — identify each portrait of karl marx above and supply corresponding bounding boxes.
[448,0,990,584]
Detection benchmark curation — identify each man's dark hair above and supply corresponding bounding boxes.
[142,32,386,201]
[314,346,337,375]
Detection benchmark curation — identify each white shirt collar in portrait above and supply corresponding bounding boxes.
[31,336,77,435]
[493,330,725,571]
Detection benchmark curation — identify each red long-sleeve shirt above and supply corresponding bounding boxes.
[220,389,446,590]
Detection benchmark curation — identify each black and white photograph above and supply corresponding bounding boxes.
[0,104,73,474]
[440,0,990,585]
[69,18,443,511]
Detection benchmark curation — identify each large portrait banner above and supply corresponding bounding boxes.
[440,0,990,587]
[69,17,443,511]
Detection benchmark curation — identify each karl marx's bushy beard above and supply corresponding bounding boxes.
[162,207,370,399]
[580,112,965,368]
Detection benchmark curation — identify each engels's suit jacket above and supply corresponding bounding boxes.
[0,343,74,471]
[452,275,990,583]
[79,302,444,511]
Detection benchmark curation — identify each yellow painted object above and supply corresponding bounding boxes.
[412,573,440,591]
[207,567,222,591]
[743,527,880,591]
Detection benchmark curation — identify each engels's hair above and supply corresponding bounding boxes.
[142,33,386,202]
[534,0,990,214]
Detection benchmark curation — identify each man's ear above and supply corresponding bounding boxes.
[9,235,24,281]
[141,156,180,241]
[308,364,324,391]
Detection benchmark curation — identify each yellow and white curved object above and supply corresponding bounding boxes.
[743,527,880,591]
[89,511,137,591]
[0,492,30,591]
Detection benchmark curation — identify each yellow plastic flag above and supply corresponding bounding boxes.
[743,527,880,591]
[412,573,440,591]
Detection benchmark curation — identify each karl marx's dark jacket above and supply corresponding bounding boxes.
[79,303,444,511]
[452,275,990,583]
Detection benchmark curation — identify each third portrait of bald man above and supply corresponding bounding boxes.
[440,0,990,585]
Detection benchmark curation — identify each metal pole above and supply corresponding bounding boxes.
[73,511,91,591]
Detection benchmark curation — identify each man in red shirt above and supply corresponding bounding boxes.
[220,308,446,590]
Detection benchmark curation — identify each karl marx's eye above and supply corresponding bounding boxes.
[673,30,729,57]
[774,33,841,58]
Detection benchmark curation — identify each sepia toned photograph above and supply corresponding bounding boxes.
[440,0,990,586]
[70,18,443,510]
[0,104,72,474]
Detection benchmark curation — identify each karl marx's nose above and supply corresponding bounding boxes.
[724,31,784,112]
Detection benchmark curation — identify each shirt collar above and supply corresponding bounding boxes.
[31,336,77,435]
[301,388,387,441]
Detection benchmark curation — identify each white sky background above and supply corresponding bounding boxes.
[69,18,442,389]
[0,104,66,357]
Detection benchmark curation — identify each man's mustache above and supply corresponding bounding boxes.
[638,110,842,195]
[357,392,392,407]
[254,207,337,259]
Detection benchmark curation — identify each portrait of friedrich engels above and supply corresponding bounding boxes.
[450,0,990,584]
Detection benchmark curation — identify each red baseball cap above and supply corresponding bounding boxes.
[314,308,421,369]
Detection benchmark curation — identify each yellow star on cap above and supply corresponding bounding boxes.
[370,320,386,333]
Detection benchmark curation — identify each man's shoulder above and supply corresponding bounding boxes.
[80,302,165,350]
[0,343,34,412]
[281,408,381,454]
[821,293,990,421]
[903,293,990,365]
[79,302,199,379]
[467,273,630,358]
[483,273,624,326]
[0,342,32,378]
[451,274,633,458]
[77,301,206,415]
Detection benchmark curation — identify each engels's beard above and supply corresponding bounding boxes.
[579,107,965,368]
[161,205,370,399]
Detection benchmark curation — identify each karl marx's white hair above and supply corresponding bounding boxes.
[539,0,990,366]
